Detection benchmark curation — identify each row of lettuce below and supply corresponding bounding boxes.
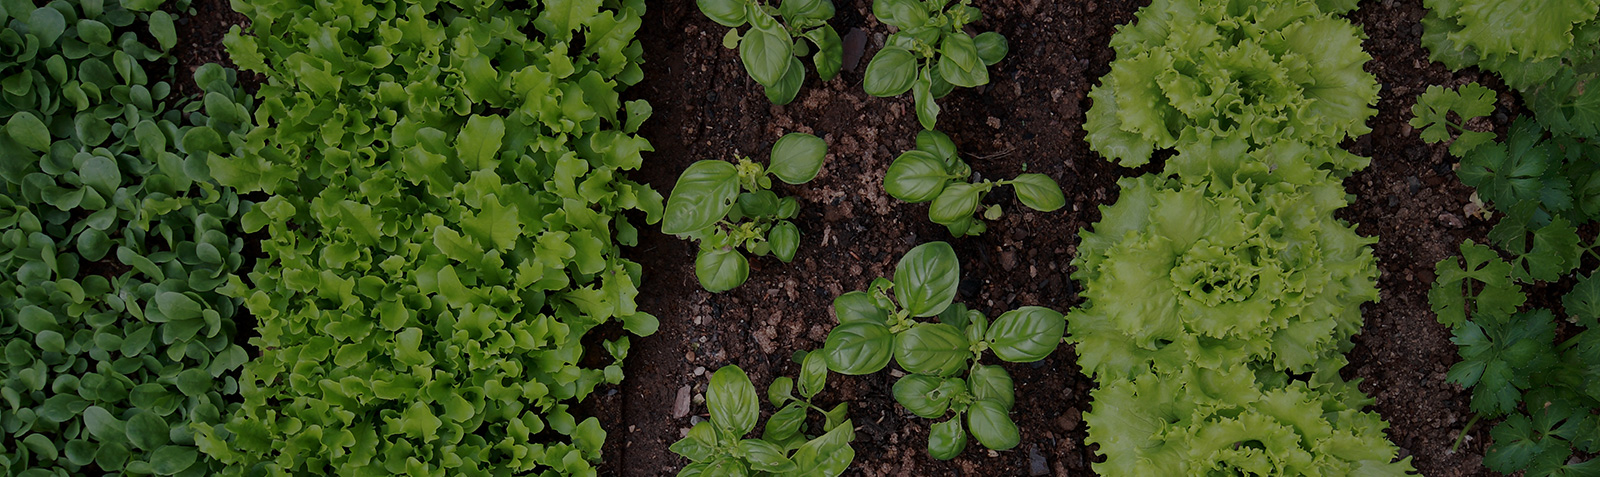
[1417,0,1600,474]
[1068,0,1415,473]
[1,0,660,475]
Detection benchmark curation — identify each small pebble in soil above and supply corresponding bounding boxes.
[1028,446,1050,476]
[1438,212,1464,229]
[673,386,692,418]
[693,366,705,376]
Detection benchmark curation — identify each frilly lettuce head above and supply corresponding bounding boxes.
[1069,143,1377,378]
[1084,0,1379,167]
[1421,0,1600,89]
[1084,363,1416,476]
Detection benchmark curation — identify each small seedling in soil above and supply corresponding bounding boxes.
[883,131,1065,236]
[663,133,827,292]
[862,0,1008,130]
[696,0,843,104]
[670,362,856,476]
[821,241,1066,459]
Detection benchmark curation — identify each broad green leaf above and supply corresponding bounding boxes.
[1010,174,1065,212]
[864,47,918,97]
[740,10,793,86]
[938,33,988,88]
[985,306,1065,362]
[967,400,1019,450]
[805,26,843,81]
[928,182,983,225]
[798,349,827,398]
[764,56,805,105]
[973,32,1008,66]
[915,130,959,164]
[762,401,806,443]
[28,8,66,45]
[79,155,121,195]
[125,411,170,450]
[664,161,739,235]
[155,292,203,321]
[872,0,928,30]
[670,421,720,462]
[967,365,1014,410]
[893,323,970,376]
[695,248,749,293]
[77,19,112,46]
[913,73,940,130]
[823,321,893,375]
[456,115,505,171]
[739,439,797,473]
[928,418,967,460]
[768,133,827,184]
[892,374,951,418]
[708,366,759,436]
[893,241,960,317]
[832,291,887,324]
[884,150,951,203]
[697,0,747,27]
[149,446,199,475]
[768,221,799,263]
[7,111,51,151]
[149,12,177,50]
[119,0,164,12]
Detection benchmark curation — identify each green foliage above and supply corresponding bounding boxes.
[863,0,1008,130]
[1083,0,1379,167]
[1410,83,1499,156]
[882,131,1063,236]
[0,0,258,472]
[697,0,841,105]
[663,133,826,292]
[820,242,1065,459]
[1421,0,1600,90]
[201,0,662,475]
[671,359,856,476]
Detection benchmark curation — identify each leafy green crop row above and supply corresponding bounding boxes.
[1071,0,1412,474]
[192,0,661,475]
[1417,1,1600,473]
[0,0,256,472]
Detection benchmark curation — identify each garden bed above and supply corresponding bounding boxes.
[166,0,1516,475]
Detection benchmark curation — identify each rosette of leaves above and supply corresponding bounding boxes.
[820,241,1065,459]
[1084,361,1416,475]
[1427,241,1600,476]
[883,130,1065,237]
[0,0,255,473]
[1083,0,1379,167]
[696,0,842,105]
[198,0,663,475]
[862,0,1008,130]
[1069,168,1377,380]
[1420,0,1600,91]
[663,133,827,292]
[670,358,856,476]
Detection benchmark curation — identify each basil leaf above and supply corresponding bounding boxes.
[769,132,827,184]
[938,32,989,88]
[823,321,894,375]
[928,417,968,460]
[864,47,919,97]
[973,31,1008,66]
[769,221,800,263]
[986,306,1065,362]
[798,348,828,398]
[1010,173,1065,212]
[893,241,960,317]
[894,323,971,376]
[892,374,951,418]
[915,130,960,164]
[872,0,928,30]
[740,10,793,86]
[739,439,797,473]
[762,401,807,442]
[968,364,1015,410]
[708,366,759,436]
[763,55,806,105]
[669,421,720,462]
[833,291,888,324]
[884,150,951,203]
[805,26,843,81]
[695,248,750,293]
[664,160,739,235]
[928,182,983,225]
[967,399,1020,450]
[696,0,748,27]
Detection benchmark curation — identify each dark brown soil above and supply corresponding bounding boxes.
[166,0,1513,475]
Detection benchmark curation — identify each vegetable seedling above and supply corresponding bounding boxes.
[670,362,856,476]
[696,0,843,104]
[863,0,1008,130]
[820,241,1065,459]
[663,133,828,292]
[883,131,1064,236]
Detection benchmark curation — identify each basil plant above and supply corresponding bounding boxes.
[697,0,843,104]
[663,133,828,292]
[884,131,1065,236]
[821,241,1066,459]
[671,363,856,476]
[864,0,1008,129]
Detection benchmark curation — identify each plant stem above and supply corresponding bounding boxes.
[1451,414,1481,453]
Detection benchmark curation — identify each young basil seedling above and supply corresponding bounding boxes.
[663,133,828,292]
[697,0,843,104]
[863,0,1009,129]
[821,241,1066,459]
[883,131,1065,236]
[670,362,856,476]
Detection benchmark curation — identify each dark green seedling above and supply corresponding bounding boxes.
[820,241,1065,459]
[883,131,1065,236]
[697,0,843,104]
[670,363,856,476]
[863,0,1009,129]
[663,133,828,292]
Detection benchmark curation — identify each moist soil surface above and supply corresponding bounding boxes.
[168,0,1519,475]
